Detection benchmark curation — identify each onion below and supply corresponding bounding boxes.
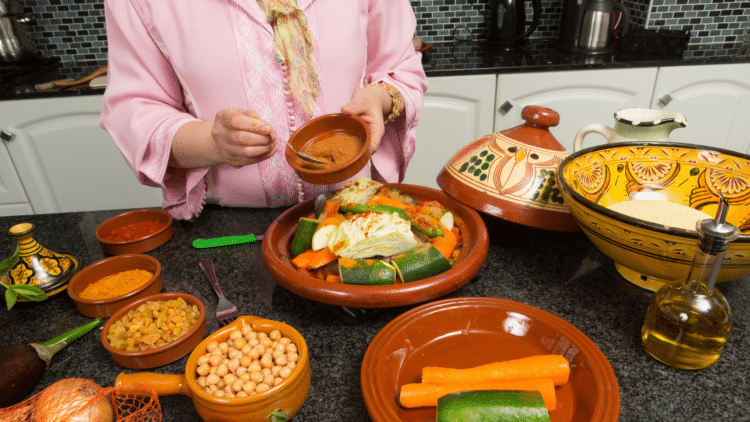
[32,378,114,422]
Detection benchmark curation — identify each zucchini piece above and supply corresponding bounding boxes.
[311,224,337,251]
[408,211,444,237]
[440,211,454,231]
[289,217,319,258]
[436,390,550,422]
[339,258,397,285]
[339,203,410,220]
[391,244,452,283]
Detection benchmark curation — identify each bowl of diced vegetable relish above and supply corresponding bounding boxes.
[262,178,489,308]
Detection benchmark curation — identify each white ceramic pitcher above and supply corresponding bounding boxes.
[573,108,688,152]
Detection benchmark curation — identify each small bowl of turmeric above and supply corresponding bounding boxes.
[67,254,163,318]
[286,113,371,185]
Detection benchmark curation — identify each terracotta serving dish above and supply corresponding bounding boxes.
[558,141,750,291]
[95,209,173,255]
[67,254,163,318]
[285,113,371,185]
[262,183,489,308]
[115,315,311,422]
[361,297,620,422]
[101,292,206,369]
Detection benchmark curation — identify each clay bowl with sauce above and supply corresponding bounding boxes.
[100,292,207,369]
[95,209,173,255]
[286,113,371,185]
[67,253,163,318]
[558,141,750,292]
[114,315,311,422]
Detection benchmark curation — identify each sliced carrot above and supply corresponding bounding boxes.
[322,200,342,218]
[319,213,345,227]
[399,377,557,411]
[291,247,339,270]
[325,274,342,283]
[431,221,457,259]
[366,195,411,209]
[421,355,570,386]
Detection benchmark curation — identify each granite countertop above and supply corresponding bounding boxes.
[2,38,749,101]
[1,204,748,421]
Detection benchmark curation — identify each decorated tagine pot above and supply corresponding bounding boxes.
[573,108,687,152]
[0,223,81,299]
[437,105,580,232]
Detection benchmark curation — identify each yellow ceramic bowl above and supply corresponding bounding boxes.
[115,316,310,422]
[558,141,750,291]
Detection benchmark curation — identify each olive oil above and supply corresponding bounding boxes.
[641,196,737,370]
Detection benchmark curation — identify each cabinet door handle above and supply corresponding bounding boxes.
[0,129,13,142]
[658,93,673,107]
[498,100,513,115]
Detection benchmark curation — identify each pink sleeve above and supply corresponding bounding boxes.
[364,0,428,184]
[100,0,207,220]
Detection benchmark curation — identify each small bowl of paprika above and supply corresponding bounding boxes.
[67,253,164,318]
[286,113,371,185]
[95,208,173,255]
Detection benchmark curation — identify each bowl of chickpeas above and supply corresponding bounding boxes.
[115,315,310,422]
[101,292,207,369]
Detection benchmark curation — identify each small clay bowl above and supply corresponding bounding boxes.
[101,292,207,369]
[96,209,173,255]
[114,315,311,422]
[67,254,163,318]
[286,113,371,185]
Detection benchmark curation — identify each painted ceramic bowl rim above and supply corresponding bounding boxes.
[67,254,162,305]
[100,292,206,358]
[262,183,489,308]
[95,209,173,246]
[285,113,371,175]
[361,296,621,422]
[558,141,750,243]
[182,315,310,406]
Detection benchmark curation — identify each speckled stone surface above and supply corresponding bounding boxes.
[1,205,748,421]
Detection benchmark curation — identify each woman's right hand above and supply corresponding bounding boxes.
[211,108,278,168]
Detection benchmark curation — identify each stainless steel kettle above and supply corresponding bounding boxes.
[557,0,630,54]
[1,0,37,62]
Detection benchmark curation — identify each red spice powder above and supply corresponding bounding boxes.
[105,221,162,242]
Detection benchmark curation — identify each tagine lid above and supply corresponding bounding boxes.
[436,105,580,232]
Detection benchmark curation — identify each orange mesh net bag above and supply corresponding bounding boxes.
[0,378,161,422]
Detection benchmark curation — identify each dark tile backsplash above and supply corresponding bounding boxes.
[15,0,750,63]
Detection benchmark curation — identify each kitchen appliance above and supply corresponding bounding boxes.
[487,0,541,50]
[0,0,36,62]
[558,0,630,54]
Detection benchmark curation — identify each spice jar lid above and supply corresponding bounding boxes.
[436,105,580,232]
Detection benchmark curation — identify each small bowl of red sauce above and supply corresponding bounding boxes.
[286,113,371,185]
[95,209,173,255]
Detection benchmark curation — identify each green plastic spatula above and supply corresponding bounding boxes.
[192,234,264,249]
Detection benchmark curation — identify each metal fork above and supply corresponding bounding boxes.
[199,259,239,326]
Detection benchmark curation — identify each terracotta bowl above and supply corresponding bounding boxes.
[285,113,371,185]
[558,141,750,291]
[114,315,311,422]
[67,254,163,318]
[361,297,620,422]
[95,209,173,255]
[100,292,206,369]
[262,183,489,308]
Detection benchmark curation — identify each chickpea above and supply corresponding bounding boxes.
[206,373,220,386]
[239,372,250,382]
[233,337,246,349]
[197,363,211,377]
[271,366,280,377]
[240,355,253,368]
[274,377,284,387]
[206,341,219,353]
[209,366,217,375]
[209,354,223,367]
[236,366,248,377]
[248,338,260,348]
[274,354,288,367]
[278,337,291,347]
[197,376,207,388]
[250,371,263,384]
[287,352,299,363]
[208,384,218,394]
[214,390,225,398]
[225,391,235,399]
[263,373,275,386]
[261,367,271,376]
[211,347,223,357]
[287,361,297,371]
[241,344,253,355]
[260,337,273,349]
[248,361,262,373]
[223,373,237,386]
[269,329,281,341]
[243,381,257,394]
[272,348,284,359]
[236,391,248,398]
[260,353,273,369]
[246,331,258,341]
[255,383,270,394]
[249,347,261,361]
[258,332,268,340]
[231,379,244,393]
[196,354,210,366]
[227,348,240,360]
[230,330,243,341]
[216,379,225,390]
[279,366,292,379]
[241,325,253,336]
[218,342,229,354]
[227,358,240,373]
[286,343,297,354]
[216,364,229,378]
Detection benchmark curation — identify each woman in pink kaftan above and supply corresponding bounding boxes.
[100,0,428,220]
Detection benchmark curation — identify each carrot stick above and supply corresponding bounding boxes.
[366,195,411,209]
[322,200,342,218]
[421,355,570,386]
[399,378,557,411]
[291,247,338,270]
[431,221,457,259]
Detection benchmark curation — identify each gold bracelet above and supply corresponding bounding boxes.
[376,81,404,124]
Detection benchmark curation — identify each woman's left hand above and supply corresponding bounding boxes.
[340,84,394,153]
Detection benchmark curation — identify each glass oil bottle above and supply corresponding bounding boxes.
[641,197,739,370]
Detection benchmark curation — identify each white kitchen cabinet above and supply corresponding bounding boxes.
[650,63,750,154]
[0,139,32,216]
[406,74,497,189]
[0,95,163,215]
[494,67,659,153]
